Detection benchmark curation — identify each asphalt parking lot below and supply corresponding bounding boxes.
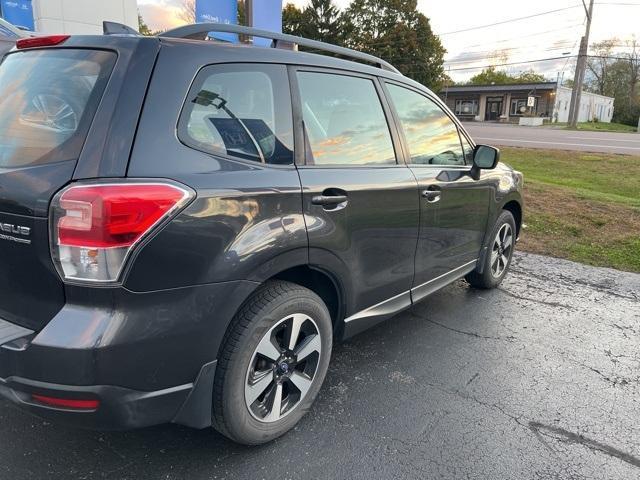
[1,252,638,479]
[466,123,640,155]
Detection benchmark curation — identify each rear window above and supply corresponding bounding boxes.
[0,49,116,168]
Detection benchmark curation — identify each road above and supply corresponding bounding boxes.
[466,123,640,155]
[1,252,639,479]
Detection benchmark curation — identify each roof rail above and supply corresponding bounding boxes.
[160,23,401,74]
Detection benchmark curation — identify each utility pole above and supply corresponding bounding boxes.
[568,0,595,128]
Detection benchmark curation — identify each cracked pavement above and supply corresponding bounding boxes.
[1,252,639,479]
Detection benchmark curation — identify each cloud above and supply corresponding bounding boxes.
[138,0,184,32]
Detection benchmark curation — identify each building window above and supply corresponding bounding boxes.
[510,98,533,116]
[455,99,478,116]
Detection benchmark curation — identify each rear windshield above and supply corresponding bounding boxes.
[0,49,116,168]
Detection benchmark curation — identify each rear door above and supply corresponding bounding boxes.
[383,82,492,301]
[291,68,419,333]
[0,39,157,330]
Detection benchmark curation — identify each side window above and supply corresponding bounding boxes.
[296,71,396,166]
[387,84,465,166]
[178,64,293,165]
[459,131,475,165]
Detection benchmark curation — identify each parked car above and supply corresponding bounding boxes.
[0,24,523,445]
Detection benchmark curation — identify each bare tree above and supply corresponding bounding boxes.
[488,49,510,67]
[586,38,617,95]
[626,37,640,100]
[178,0,196,24]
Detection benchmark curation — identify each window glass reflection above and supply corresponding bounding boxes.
[387,84,465,166]
[297,72,396,166]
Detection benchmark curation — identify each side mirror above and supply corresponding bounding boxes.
[473,145,500,170]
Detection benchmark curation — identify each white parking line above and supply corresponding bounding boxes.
[472,137,640,150]
[566,136,640,143]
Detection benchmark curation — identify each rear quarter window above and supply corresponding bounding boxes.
[178,64,294,165]
[0,49,116,168]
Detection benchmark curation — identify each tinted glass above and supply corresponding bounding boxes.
[0,49,116,168]
[179,64,293,165]
[387,84,465,166]
[297,71,396,166]
[459,131,474,164]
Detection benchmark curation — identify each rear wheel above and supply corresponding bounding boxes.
[466,210,516,289]
[212,281,332,445]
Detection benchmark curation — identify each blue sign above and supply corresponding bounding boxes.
[1,0,34,31]
[195,0,237,42]
[251,0,282,47]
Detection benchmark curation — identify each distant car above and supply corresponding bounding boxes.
[0,23,523,445]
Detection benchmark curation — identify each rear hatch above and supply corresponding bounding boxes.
[0,38,158,331]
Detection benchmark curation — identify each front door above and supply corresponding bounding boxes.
[292,68,419,332]
[384,82,492,301]
[485,97,503,121]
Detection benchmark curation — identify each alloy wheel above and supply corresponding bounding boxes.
[244,313,322,423]
[490,223,513,278]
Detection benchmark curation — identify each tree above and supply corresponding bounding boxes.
[468,68,513,85]
[178,0,196,24]
[282,3,307,37]
[343,0,446,89]
[515,70,547,83]
[302,0,345,44]
[138,12,153,36]
[468,67,546,85]
[586,39,617,95]
[238,0,245,26]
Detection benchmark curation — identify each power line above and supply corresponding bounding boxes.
[436,5,582,36]
[444,43,581,65]
[419,54,633,73]
[449,23,585,51]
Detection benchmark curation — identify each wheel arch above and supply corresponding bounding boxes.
[271,265,344,336]
[502,199,523,238]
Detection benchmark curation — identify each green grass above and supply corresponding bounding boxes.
[500,147,640,272]
[552,121,637,133]
[501,148,640,208]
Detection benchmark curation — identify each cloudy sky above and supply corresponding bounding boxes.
[139,0,640,81]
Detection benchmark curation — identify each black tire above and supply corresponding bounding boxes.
[466,210,517,289]
[212,280,332,445]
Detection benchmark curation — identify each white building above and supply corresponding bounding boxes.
[553,86,615,123]
[32,0,137,35]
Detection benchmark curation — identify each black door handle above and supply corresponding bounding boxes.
[311,194,348,206]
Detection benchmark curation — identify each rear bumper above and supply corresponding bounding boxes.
[0,280,258,430]
[0,374,197,430]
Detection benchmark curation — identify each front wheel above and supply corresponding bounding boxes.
[466,210,517,289]
[212,281,332,445]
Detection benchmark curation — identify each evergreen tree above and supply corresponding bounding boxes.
[138,12,153,36]
[302,0,345,44]
[282,3,307,37]
[343,0,446,89]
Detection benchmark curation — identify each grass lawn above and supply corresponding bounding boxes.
[552,121,638,133]
[500,147,640,273]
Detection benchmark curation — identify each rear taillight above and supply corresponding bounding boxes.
[16,35,70,50]
[50,182,193,284]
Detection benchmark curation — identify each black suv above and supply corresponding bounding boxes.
[0,24,523,445]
